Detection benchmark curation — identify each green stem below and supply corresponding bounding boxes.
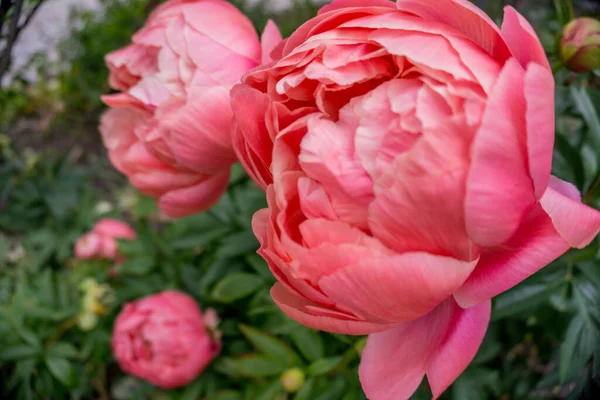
[553,0,575,25]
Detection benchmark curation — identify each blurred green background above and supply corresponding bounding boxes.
[1,1,600,399]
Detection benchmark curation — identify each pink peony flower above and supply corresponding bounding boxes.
[230,0,600,398]
[112,291,221,388]
[75,219,136,261]
[101,0,282,218]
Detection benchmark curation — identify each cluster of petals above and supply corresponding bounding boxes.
[75,218,136,261]
[100,0,282,217]
[230,0,600,398]
[112,290,221,388]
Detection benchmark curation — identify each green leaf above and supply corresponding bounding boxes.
[307,356,343,376]
[216,231,259,259]
[172,227,232,249]
[245,254,274,280]
[239,324,303,366]
[0,233,7,263]
[290,327,324,362]
[559,315,600,383]
[253,380,283,400]
[0,344,40,361]
[314,377,346,400]
[47,342,79,359]
[572,87,600,155]
[118,256,155,275]
[493,273,565,320]
[293,378,315,400]
[451,368,501,400]
[44,356,76,388]
[215,354,287,378]
[211,391,243,400]
[211,273,265,303]
[572,278,600,333]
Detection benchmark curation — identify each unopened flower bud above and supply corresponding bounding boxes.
[560,17,600,72]
[281,368,305,393]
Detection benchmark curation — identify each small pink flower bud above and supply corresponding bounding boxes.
[560,17,600,72]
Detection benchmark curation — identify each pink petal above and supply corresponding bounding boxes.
[75,233,102,259]
[261,20,283,64]
[369,118,475,260]
[318,0,396,14]
[540,177,600,249]
[94,219,136,240]
[342,13,502,93]
[501,6,551,71]
[270,283,394,335]
[180,1,260,63]
[426,300,491,398]
[395,0,512,62]
[455,204,569,308]
[318,253,478,323]
[300,114,373,230]
[465,59,535,247]
[525,64,555,199]
[158,170,230,218]
[230,84,274,190]
[359,299,491,400]
[159,85,237,173]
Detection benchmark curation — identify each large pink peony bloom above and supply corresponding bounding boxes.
[112,291,221,388]
[100,0,282,218]
[231,0,600,398]
[75,218,136,261]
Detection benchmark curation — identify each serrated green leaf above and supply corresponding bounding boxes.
[44,356,76,388]
[290,327,324,362]
[307,356,343,376]
[239,324,302,366]
[211,273,264,303]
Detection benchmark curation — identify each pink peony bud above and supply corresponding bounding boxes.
[560,17,600,72]
[74,219,136,261]
[112,291,221,388]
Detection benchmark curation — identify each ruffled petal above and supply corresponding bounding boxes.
[270,283,394,335]
[501,6,551,71]
[158,170,230,218]
[455,204,569,308]
[525,64,555,199]
[261,20,283,64]
[540,177,600,248]
[359,299,491,400]
[318,253,478,323]
[395,0,512,62]
[465,59,535,247]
